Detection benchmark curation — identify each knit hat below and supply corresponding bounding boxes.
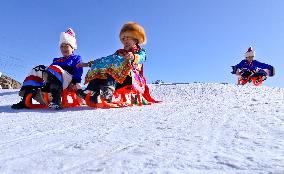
[245,47,255,58]
[119,22,147,45]
[59,28,77,49]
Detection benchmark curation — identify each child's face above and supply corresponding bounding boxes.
[246,56,254,63]
[60,43,74,57]
[121,36,137,50]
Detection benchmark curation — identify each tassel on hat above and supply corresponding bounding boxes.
[245,46,255,58]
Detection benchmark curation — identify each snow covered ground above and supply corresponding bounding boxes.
[0,83,284,174]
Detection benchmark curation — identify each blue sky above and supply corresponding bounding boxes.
[0,0,283,87]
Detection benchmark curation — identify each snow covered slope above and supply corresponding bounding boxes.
[0,83,284,174]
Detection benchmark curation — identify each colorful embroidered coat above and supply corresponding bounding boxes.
[85,46,146,84]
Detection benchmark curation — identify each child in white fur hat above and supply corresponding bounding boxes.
[11,28,83,110]
[231,46,275,81]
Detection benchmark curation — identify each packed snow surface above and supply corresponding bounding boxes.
[0,83,284,174]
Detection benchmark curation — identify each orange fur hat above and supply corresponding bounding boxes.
[119,22,147,45]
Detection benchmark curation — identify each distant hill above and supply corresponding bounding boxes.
[0,73,21,89]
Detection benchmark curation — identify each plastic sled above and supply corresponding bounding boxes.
[25,89,81,109]
[237,75,266,86]
[85,84,161,109]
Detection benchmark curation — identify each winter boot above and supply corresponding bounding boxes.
[101,86,115,103]
[77,89,99,103]
[11,89,35,109]
[48,102,63,110]
[49,83,63,110]
[11,100,27,109]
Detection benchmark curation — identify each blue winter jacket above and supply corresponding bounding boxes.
[235,59,274,76]
[50,54,83,84]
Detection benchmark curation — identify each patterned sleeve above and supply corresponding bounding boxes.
[133,49,146,65]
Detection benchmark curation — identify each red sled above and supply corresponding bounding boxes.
[25,89,81,109]
[85,84,161,109]
[237,75,266,86]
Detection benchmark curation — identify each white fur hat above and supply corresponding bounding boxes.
[245,46,255,57]
[59,28,77,49]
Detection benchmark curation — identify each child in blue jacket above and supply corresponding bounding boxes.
[232,47,275,79]
[11,28,83,110]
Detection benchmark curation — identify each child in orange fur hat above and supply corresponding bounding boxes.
[77,22,147,103]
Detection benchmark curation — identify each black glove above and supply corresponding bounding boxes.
[241,70,252,78]
[231,66,237,74]
[270,66,275,76]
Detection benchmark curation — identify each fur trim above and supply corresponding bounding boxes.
[120,22,147,45]
[245,51,255,57]
[59,30,77,49]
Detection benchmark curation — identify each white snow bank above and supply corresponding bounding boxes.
[0,83,283,173]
